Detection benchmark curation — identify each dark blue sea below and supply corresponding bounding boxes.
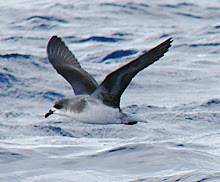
[0,1,220,181]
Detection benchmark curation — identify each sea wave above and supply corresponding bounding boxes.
[100,49,137,62]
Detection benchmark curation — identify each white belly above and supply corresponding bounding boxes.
[66,98,122,124]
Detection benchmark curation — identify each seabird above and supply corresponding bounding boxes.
[45,36,172,125]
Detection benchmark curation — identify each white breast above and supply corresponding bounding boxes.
[66,97,122,124]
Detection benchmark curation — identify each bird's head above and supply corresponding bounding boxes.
[45,97,87,118]
[45,99,68,118]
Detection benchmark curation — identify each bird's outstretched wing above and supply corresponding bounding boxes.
[47,36,98,95]
[91,38,173,108]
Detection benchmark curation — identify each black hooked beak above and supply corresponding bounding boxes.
[45,109,54,118]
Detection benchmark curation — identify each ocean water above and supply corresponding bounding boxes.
[0,0,220,181]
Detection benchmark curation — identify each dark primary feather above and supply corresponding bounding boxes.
[47,36,98,95]
[91,38,173,108]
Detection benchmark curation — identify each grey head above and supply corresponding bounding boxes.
[45,97,87,118]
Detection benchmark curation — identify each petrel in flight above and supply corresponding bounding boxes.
[45,36,172,125]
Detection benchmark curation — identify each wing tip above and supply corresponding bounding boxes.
[155,37,173,56]
[47,35,61,50]
[49,35,60,42]
[163,37,173,47]
[47,35,72,61]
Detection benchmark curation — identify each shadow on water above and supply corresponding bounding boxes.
[34,125,75,137]
[0,72,18,88]
[72,36,123,43]
[0,150,25,163]
[100,49,137,62]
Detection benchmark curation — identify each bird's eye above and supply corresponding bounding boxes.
[54,104,62,109]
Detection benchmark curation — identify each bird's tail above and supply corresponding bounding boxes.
[120,112,147,125]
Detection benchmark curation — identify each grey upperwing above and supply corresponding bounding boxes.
[47,36,98,95]
[91,38,173,108]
